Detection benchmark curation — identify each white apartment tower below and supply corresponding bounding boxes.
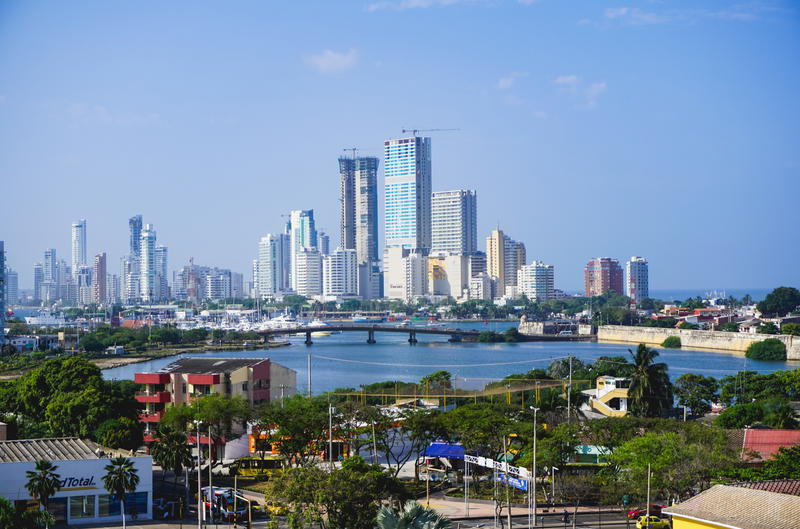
[626,256,649,304]
[294,248,322,297]
[431,190,477,255]
[322,248,358,298]
[71,219,87,279]
[139,224,158,302]
[289,210,317,291]
[518,261,555,302]
[257,234,289,298]
[384,136,432,251]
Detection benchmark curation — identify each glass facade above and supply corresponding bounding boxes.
[69,495,95,519]
[384,137,431,250]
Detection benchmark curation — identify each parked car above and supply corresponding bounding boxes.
[628,505,664,519]
[636,515,669,529]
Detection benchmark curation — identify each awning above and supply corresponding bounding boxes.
[423,443,465,459]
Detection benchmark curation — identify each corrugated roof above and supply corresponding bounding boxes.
[663,485,800,529]
[0,438,102,463]
[158,357,268,375]
[732,480,800,497]
[743,429,800,461]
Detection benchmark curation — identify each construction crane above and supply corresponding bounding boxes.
[401,128,460,136]
[343,147,359,158]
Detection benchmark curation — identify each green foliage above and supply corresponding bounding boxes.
[674,373,718,417]
[745,338,787,361]
[715,398,798,429]
[256,395,330,467]
[661,336,682,348]
[95,417,143,451]
[681,297,708,310]
[503,327,522,342]
[477,331,504,342]
[628,344,673,418]
[376,501,452,529]
[639,317,678,328]
[102,456,140,526]
[150,427,193,486]
[756,287,800,317]
[419,370,452,390]
[781,323,800,336]
[718,369,800,405]
[267,455,408,529]
[757,322,779,334]
[25,460,61,514]
[678,321,700,330]
[719,322,740,332]
[0,497,54,529]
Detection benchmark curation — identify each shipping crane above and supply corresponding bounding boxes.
[401,128,460,136]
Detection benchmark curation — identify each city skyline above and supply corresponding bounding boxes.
[1,1,797,291]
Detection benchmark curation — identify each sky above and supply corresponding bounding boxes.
[1,0,798,293]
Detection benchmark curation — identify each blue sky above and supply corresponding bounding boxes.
[1,0,798,292]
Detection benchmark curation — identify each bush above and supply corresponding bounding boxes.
[678,321,699,330]
[782,323,800,336]
[503,327,522,343]
[745,338,787,361]
[661,336,682,349]
[477,331,504,343]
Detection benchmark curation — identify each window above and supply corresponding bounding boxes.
[182,383,187,393]
[242,381,248,391]
[99,492,148,517]
[69,495,95,519]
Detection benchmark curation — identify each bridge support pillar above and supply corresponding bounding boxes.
[408,331,417,345]
[305,331,313,346]
[448,334,462,343]
[367,329,376,344]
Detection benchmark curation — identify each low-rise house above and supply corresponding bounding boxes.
[581,376,630,417]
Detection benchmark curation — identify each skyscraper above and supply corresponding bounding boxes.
[93,253,107,304]
[155,245,169,299]
[289,210,317,291]
[294,248,322,297]
[71,219,87,278]
[485,229,525,297]
[339,156,379,263]
[126,215,143,303]
[322,248,358,298]
[43,248,58,283]
[626,256,649,304]
[318,232,330,256]
[0,242,5,344]
[5,268,18,307]
[257,233,289,298]
[518,261,555,302]
[384,136,432,251]
[140,224,157,302]
[585,257,624,297]
[431,190,477,255]
[33,263,43,303]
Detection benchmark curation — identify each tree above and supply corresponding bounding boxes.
[376,501,452,529]
[782,323,800,336]
[25,460,61,528]
[674,374,718,417]
[757,322,779,334]
[150,427,192,494]
[257,395,329,467]
[661,336,681,349]
[102,456,140,529]
[678,321,699,330]
[745,338,786,361]
[419,370,452,391]
[0,497,54,529]
[95,417,143,451]
[757,287,800,317]
[719,322,740,332]
[627,344,672,418]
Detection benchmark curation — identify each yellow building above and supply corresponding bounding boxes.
[582,376,630,417]
[663,484,800,529]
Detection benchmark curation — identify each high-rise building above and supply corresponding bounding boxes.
[485,229,525,297]
[155,245,169,300]
[384,136,432,251]
[626,256,649,304]
[428,254,469,298]
[289,210,317,291]
[469,273,496,301]
[322,248,358,298]
[384,247,427,301]
[71,219,87,279]
[294,248,322,297]
[93,253,107,305]
[140,224,158,302]
[358,262,383,300]
[76,265,93,306]
[33,263,43,303]
[431,190,477,255]
[518,261,555,302]
[585,257,624,297]
[43,248,58,283]
[318,232,330,256]
[339,156,379,264]
[107,273,121,304]
[0,242,5,343]
[129,215,143,258]
[126,214,143,303]
[5,268,18,307]
[257,234,289,298]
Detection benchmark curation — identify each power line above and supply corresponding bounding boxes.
[308,354,570,369]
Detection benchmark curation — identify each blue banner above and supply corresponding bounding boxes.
[498,473,528,491]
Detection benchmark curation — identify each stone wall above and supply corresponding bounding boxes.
[597,325,800,361]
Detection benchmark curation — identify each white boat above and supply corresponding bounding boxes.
[352,314,369,323]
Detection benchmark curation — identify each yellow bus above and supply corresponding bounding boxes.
[232,455,285,477]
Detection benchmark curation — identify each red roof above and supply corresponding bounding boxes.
[742,429,800,461]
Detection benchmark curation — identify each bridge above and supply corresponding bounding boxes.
[255,324,595,345]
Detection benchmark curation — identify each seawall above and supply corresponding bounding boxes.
[597,325,800,361]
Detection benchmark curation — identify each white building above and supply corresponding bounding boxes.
[383,247,427,302]
[469,272,496,301]
[71,220,87,281]
[139,224,158,302]
[485,229,526,297]
[206,272,232,301]
[431,190,477,255]
[625,256,649,305]
[517,260,555,302]
[0,438,153,525]
[257,233,290,298]
[384,136,432,251]
[289,210,317,292]
[322,248,358,298]
[358,262,383,300]
[294,247,322,297]
[154,245,169,300]
[428,254,469,298]
[5,267,18,306]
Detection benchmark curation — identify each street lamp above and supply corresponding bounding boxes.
[194,420,202,529]
[529,407,539,529]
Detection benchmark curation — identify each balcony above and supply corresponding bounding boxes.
[138,411,164,423]
[134,373,170,385]
[187,374,220,385]
[143,432,157,443]
[135,391,171,403]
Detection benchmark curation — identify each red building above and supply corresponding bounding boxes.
[584,257,624,297]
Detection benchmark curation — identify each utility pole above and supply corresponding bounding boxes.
[504,435,512,529]
[196,421,202,529]
[530,407,539,528]
[307,352,312,396]
[328,404,335,471]
[567,356,573,423]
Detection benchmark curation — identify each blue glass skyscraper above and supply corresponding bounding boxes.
[384,136,432,251]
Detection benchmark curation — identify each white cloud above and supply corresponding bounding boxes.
[304,49,359,74]
[604,7,629,19]
[585,81,607,108]
[554,74,580,93]
[496,72,527,90]
[367,0,471,11]
[517,0,539,5]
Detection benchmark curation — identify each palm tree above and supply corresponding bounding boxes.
[24,459,61,528]
[0,497,54,529]
[376,501,452,529]
[102,456,140,529]
[150,427,192,494]
[628,343,673,417]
